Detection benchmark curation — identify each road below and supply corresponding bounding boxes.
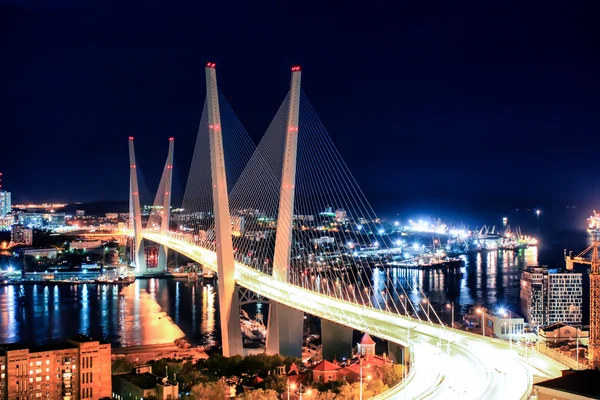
[144,232,567,400]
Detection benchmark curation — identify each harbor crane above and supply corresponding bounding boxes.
[565,233,600,369]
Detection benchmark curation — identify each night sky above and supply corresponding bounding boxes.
[2,1,599,221]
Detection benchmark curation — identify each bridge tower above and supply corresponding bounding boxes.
[157,137,175,272]
[128,137,146,273]
[206,62,244,357]
[266,66,304,357]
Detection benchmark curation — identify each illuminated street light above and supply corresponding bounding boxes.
[477,307,486,337]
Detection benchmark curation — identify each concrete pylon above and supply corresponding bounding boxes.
[128,137,146,274]
[157,137,175,272]
[266,66,304,358]
[206,62,244,357]
[321,319,353,362]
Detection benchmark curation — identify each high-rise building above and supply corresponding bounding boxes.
[520,266,583,327]
[0,337,111,400]
[0,215,13,230]
[0,191,11,217]
[11,224,33,246]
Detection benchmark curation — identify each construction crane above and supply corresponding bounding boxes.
[565,233,600,369]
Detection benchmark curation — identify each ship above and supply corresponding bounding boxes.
[589,210,600,234]
[94,274,135,285]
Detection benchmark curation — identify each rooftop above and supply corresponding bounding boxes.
[311,360,340,373]
[360,332,376,345]
[535,370,600,398]
[0,342,77,355]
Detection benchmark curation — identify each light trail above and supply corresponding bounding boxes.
[143,232,566,399]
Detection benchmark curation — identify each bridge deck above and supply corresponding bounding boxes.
[144,232,566,399]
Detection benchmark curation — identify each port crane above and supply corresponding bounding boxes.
[565,233,600,369]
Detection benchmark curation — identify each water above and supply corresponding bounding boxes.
[0,207,593,345]
[0,279,219,347]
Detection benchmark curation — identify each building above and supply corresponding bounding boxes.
[533,369,600,400]
[0,337,111,400]
[16,213,44,229]
[11,224,33,246]
[310,333,393,385]
[539,322,588,344]
[22,248,57,259]
[0,215,14,230]
[69,240,102,250]
[230,215,245,237]
[520,266,583,326]
[0,190,11,217]
[105,213,118,220]
[76,210,85,217]
[112,365,178,400]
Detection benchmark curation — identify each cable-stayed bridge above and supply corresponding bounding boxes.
[129,64,566,399]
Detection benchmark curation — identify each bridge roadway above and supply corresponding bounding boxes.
[143,232,565,399]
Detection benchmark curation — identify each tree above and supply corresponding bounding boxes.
[263,374,287,393]
[337,382,361,400]
[189,381,229,399]
[111,358,134,374]
[367,378,389,396]
[373,363,404,387]
[237,389,279,400]
[315,392,337,400]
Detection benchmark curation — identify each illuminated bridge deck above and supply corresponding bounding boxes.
[143,232,566,400]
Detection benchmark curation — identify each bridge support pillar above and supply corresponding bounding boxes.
[206,64,244,357]
[157,137,174,273]
[266,302,303,358]
[387,341,405,365]
[128,137,146,274]
[321,319,353,362]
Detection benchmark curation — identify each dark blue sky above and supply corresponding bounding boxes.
[1,0,599,218]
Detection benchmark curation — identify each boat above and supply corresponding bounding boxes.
[94,274,135,285]
[589,211,600,234]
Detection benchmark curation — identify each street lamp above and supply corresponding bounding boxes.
[499,308,512,349]
[446,302,454,329]
[476,307,486,337]
[288,381,295,400]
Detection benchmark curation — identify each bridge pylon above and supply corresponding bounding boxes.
[266,66,304,358]
[128,137,146,273]
[157,137,175,272]
[206,62,244,357]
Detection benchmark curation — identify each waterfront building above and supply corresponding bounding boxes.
[489,312,525,341]
[520,266,583,327]
[0,190,11,217]
[11,224,33,246]
[0,337,111,400]
[112,365,178,400]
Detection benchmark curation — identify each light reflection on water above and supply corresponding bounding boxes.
[0,279,217,347]
[376,247,539,315]
[0,247,541,345]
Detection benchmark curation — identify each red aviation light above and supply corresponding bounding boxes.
[169,137,174,141]
[291,66,301,72]
[206,62,216,68]
[129,136,134,140]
